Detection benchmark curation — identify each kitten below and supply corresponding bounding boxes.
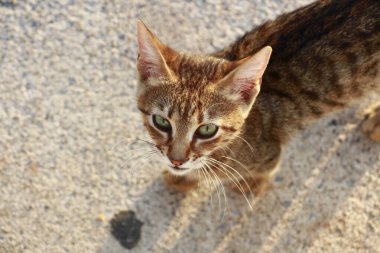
[136,0,380,195]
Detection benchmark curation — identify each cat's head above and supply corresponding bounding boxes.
[136,21,271,176]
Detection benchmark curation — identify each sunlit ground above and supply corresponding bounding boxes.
[0,0,379,252]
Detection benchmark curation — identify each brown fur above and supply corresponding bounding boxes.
[163,171,199,192]
[136,0,380,194]
[362,103,380,141]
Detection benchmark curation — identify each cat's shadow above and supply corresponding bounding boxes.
[98,112,380,253]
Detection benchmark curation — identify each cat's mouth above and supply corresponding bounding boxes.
[170,165,188,171]
[167,165,192,176]
[165,158,204,176]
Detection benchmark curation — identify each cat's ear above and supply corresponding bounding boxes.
[218,46,272,117]
[136,20,175,82]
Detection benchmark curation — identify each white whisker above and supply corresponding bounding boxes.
[207,158,254,210]
[121,150,157,171]
[235,135,255,155]
[204,161,227,221]
[208,158,251,193]
[200,166,214,204]
[135,138,156,147]
[221,155,258,180]
[202,162,222,218]
[221,145,236,157]
[206,159,245,194]
[110,138,133,152]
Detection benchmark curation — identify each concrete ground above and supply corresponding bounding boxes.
[0,0,379,252]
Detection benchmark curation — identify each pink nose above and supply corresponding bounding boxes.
[170,159,184,167]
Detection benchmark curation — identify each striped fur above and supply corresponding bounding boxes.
[136,0,380,193]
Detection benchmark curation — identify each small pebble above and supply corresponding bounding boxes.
[97,213,106,222]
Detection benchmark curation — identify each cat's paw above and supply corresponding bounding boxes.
[362,103,380,142]
[163,171,198,192]
[229,175,272,197]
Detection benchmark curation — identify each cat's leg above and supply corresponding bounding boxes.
[229,155,281,197]
[362,102,380,141]
[163,171,199,192]
[229,173,272,196]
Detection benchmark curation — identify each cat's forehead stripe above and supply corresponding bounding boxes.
[197,110,204,124]
[171,54,228,88]
[171,96,199,119]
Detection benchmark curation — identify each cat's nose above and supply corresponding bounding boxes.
[170,159,185,167]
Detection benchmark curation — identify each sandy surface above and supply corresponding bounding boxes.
[0,0,379,252]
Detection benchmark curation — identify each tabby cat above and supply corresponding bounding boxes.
[135,0,380,195]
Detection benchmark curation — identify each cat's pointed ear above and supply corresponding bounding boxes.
[136,20,175,82]
[218,46,272,117]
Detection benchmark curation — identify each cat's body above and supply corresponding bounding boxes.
[136,0,380,194]
[211,0,380,191]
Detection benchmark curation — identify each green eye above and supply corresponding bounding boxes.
[153,115,171,132]
[196,123,218,139]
